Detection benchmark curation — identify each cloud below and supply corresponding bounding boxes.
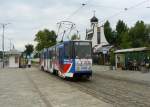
[0,0,149,51]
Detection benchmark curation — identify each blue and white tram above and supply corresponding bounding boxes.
[40,40,92,79]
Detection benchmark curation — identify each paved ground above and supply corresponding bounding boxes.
[93,65,150,85]
[0,62,2,68]
[63,65,150,107]
[1,65,150,107]
[0,67,112,107]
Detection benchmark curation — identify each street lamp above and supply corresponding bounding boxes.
[8,38,13,51]
[0,23,10,68]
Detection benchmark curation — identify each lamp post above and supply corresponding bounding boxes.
[8,38,12,51]
[0,23,10,68]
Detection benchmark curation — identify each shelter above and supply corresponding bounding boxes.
[115,47,150,70]
[5,48,21,68]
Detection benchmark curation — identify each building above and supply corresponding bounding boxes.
[86,15,112,64]
[86,15,109,50]
[5,48,21,68]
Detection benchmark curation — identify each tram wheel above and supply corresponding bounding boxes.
[82,75,91,81]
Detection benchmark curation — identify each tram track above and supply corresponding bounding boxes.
[65,74,150,107]
[32,68,150,107]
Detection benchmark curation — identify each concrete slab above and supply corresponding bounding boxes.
[93,65,150,85]
[28,68,112,107]
[0,68,112,107]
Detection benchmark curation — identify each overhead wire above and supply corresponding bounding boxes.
[100,0,150,24]
[56,0,150,41]
[87,4,121,10]
[64,5,85,20]
[127,0,149,10]
[65,0,91,20]
[57,0,90,41]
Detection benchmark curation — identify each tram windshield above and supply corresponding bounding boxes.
[74,41,92,59]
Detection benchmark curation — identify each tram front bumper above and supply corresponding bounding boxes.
[73,71,92,77]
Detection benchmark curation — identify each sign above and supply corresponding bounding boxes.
[102,47,108,54]
[102,50,107,54]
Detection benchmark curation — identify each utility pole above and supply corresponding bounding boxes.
[8,38,12,51]
[0,23,10,68]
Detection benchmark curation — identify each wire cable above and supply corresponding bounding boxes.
[62,3,87,21]
[88,4,121,10]
[100,0,149,24]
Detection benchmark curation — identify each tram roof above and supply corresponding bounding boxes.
[40,40,92,51]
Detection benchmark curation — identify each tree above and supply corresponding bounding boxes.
[129,21,148,48]
[0,51,2,59]
[104,21,114,44]
[116,20,128,46]
[104,20,150,49]
[145,25,150,47]
[120,31,131,49]
[110,48,115,66]
[71,34,79,40]
[24,44,34,56]
[34,29,57,51]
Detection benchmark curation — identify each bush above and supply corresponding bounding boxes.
[110,49,115,66]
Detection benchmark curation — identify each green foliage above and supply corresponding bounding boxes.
[24,44,34,56]
[104,20,128,47]
[104,20,150,49]
[71,34,80,40]
[129,21,149,48]
[0,51,2,59]
[116,20,128,35]
[33,52,39,58]
[104,21,114,44]
[120,32,131,49]
[34,29,57,51]
[110,48,115,66]
[116,20,128,47]
[146,25,150,47]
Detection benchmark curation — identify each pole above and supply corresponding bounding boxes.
[2,25,5,68]
[1,23,10,68]
[9,39,12,51]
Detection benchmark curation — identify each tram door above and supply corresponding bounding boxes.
[59,47,64,72]
[49,49,52,69]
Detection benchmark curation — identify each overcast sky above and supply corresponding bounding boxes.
[0,0,150,51]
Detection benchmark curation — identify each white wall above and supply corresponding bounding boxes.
[9,56,19,68]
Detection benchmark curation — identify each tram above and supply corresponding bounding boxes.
[40,40,92,79]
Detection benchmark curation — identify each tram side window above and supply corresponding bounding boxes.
[52,47,56,59]
[49,50,52,59]
[44,52,47,59]
[56,47,59,59]
[64,43,71,59]
[41,52,44,59]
